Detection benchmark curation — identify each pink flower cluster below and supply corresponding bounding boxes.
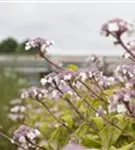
[13,125,40,149]
[25,37,53,56]
[101,18,133,37]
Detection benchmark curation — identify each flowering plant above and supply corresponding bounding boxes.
[1,18,135,150]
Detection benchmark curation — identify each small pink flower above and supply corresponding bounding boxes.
[101,18,133,37]
[25,37,53,56]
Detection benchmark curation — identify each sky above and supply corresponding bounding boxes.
[0,2,135,55]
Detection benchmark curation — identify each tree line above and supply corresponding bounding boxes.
[0,37,33,54]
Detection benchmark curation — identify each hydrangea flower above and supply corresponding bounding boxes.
[125,78,135,89]
[8,113,25,121]
[125,40,135,57]
[13,125,40,144]
[21,87,48,100]
[10,105,26,113]
[115,64,135,82]
[108,88,135,116]
[25,37,53,55]
[8,98,27,121]
[85,55,97,63]
[97,76,116,89]
[101,18,133,37]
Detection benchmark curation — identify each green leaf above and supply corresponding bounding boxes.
[48,127,69,150]
[63,93,71,99]
[74,122,90,139]
[99,114,129,149]
[117,142,135,150]
[110,114,128,144]
[91,117,104,130]
[67,64,78,71]
[109,146,118,150]
[103,88,118,96]
[99,125,114,150]
[82,134,101,148]
[61,114,73,128]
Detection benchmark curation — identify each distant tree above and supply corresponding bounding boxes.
[15,39,35,54]
[15,41,25,53]
[0,37,18,53]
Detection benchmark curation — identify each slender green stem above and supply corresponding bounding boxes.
[109,32,135,62]
[56,87,84,119]
[36,99,72,131]
[42,54,65,71]
[79,80,108,104]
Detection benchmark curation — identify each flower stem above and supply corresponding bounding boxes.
[36,99,72,131]
[25,136,47,150]
[43,54,65,71]
[56,87,84,119]
[79,80,108,104]
[109,32,135,62]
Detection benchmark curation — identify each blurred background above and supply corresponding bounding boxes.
[0,2,135,149]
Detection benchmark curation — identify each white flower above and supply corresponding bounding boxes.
[40,78,47,86]
[35,129,41,136]
[117,104,126,113]
[46,40,51,46]
[38,93,43,100]
[40,44,47,53]
[10,139,15,144]
[8,114,18,121]
[108,105,116,113]
[122,69,127,74]
[86,55,96,62]
[10,106,20,113]
[27,131,36,140]
[79,72,87,82]
[123,52,130,59]
[21,91,29,99]
[124,94,130,102]
[67,91,73,96]
[20,106,26,112]
[125,82,132,89]
[25,43,31,50]
[89,71,93,78]
[32,88,38,96]
[108,22,119,32]
[18,136,26,143]
[52,90,59,98]
[128,72,134,78]
[64,74,72,81]
[98,80,104,87]
[48,77,52,83]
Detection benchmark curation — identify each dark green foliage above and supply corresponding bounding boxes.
[0,37,18,53]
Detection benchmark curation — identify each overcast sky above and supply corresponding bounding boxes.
[0,2,135,55]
